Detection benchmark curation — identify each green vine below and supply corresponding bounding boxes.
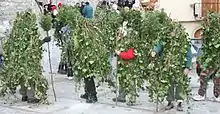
[145,10,190,110]
[0,11,48,102]
[201,12,220,70]
[55,6,191,107]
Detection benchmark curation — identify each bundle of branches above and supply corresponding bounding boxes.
[0,11,48,102]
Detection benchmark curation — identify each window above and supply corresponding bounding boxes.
[194,28,203,39]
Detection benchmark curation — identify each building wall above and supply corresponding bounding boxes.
[181,21,202,39]
[158,0,201,22]
[155,0,203,39]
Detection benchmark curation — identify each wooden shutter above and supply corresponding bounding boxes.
[202,0,220,17]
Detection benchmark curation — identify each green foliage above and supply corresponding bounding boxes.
[56,6,190,105]
[40,14,52,32]
[58,5,82,29]
[0,11,48,102]
[72,20,110,83]
[146,11,190,103]
[202,12,220,69]
[57,6,110,83]
[121,10,142,32]
[95,8,123,52]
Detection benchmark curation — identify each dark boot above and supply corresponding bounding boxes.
[176,102,183,111]
[58,63,66,74]
[112,87,126,103]
[84,77,97,103]
[21,96,28,102]
[81,78,89,100]
[112,97,126,102]
[213,77,220,98]
[67,66,73,79]
[58,64,62,73]
[86,94,98,103]
[80,93,88,100]
[165,102,174,110]
[27,98,40,103]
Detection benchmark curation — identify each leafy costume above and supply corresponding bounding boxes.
[0,11,48,103]
[195,12,220,100]
[80,3,98,103]
[154,40,192,105]
[112,48,135,103]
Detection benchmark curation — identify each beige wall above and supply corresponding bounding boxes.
[181,21,202,38]
[155,0,203,38]
[158,0,201,21]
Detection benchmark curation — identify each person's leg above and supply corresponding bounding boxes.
[112,87,126,102]
[58,62,64,73]
[109,53,126,102]
[26,88,40,103]
[193,70,209,101]
[108,53,116,87]
[20,83,28,102]
[175,83,184,111]
[85,77,98,103]
[58,51,67,74]
[213,77,220,98]
[213,70,220,101]
[196,61,202,76]
[165,79,175,110]
[80,77,89,99]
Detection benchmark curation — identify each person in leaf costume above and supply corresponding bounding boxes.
[0,11,49,103]
[192,13,220,102]
[192,42,220,102]
[112,48,135,103]
[79,2,98,103]
[151,40,192,111]
[111,20,135,103]
[20,34,51,103]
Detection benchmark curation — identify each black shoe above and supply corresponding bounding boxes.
[22,96,28,102]
[127,101,136,106]
[27,98,40,103]
[86,96,98,103]
[58,70,67,74]
[58,64,66,74]
[165,102,174,110]
[67,67,73,77]
[112,97,126,103]
[177,102,183,111]
[80,94,88,100]
[214,92,219,98]
[58,64,62,73]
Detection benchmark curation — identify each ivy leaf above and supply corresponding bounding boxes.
[89,61,94,64]
[214,44,220,48]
